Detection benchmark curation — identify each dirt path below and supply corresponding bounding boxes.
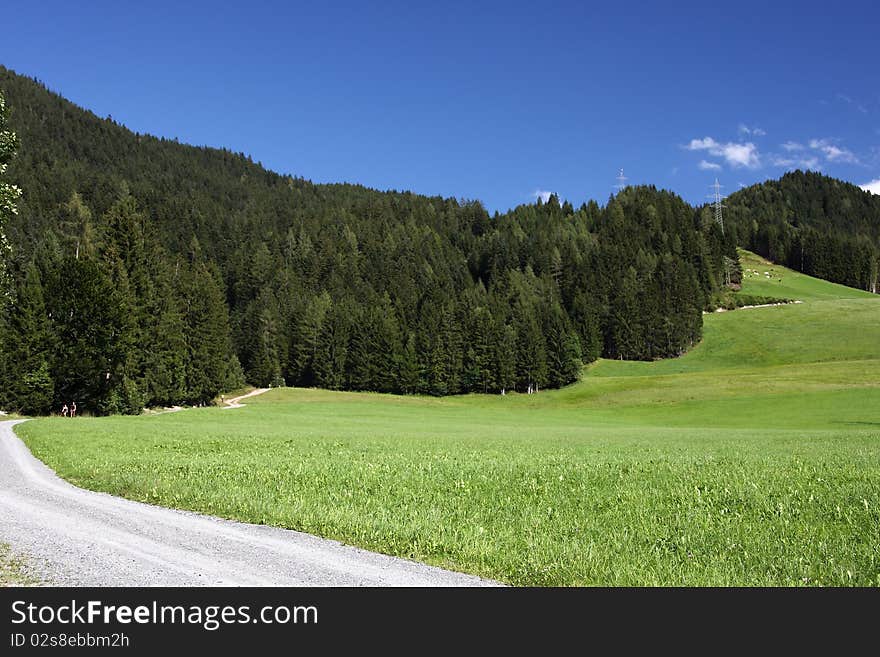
[222,388,271,409]
[704,300,803,314]
[0,420,498,586]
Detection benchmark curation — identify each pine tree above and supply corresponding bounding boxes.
[290,291,331,386]
[347,298,402,392]
[142,261,187,406]
[609,266,643,359]
[398,332,420,394]
[570,291,602,364]
[59,191,96,260]
[98,197,144,405]
[544,302,582,388]
[239,289,283,387]
[374,294,403,393]
[181,261,235,404]
[313,298,351,390]
[45,256,129,414]
[494,323,517,393]
[465,305,496,393]
[514,301,547,391]
[0,262,54,414]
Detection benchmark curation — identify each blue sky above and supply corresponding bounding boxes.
[2,1,879,211]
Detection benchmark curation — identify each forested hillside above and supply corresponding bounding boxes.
[0,66,735,414]
[725,171,879,293]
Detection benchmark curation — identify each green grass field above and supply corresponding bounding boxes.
[16,250,880,585]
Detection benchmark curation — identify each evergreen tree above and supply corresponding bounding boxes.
[142,261,187,406]
[181,261,235,404]
[544,302,582,388]
[514,301,547,391]
[464,305,496,393]
[374,295,403,393]
[494,323,517,393]
[609,267,643,359]
[570,290,602,363]
[45,256,129,414]
[347,296,402,393]
[59,191,97,260]
[398,332,420,394]
[0,262,54,414]
[313,297,351,391]
[289,291,331,386]
[239,289,283,387]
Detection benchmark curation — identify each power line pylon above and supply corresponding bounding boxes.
[708,178,726,235]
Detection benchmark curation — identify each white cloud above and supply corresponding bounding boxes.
[809,138,859,164]
[685,136,761,168]
[860,179,880,194]
[698,160,722,171]
[770,155,820,170]
[532,189,554,203]
[770,156,794,167]
[687,137,718,150]
[738,124,766,137]
[769,137,859,170]
[722,142,761,168]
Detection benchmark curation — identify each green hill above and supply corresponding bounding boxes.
[18,252,880,585]
[0,65,733,414]
[546,249,879,430]
[726,170,879,293]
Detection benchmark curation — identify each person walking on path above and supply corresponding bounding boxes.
[61,404,68,417]
[70,401,77,418]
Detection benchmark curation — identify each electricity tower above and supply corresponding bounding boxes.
[708,178,726,235]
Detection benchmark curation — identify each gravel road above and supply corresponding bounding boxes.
[0,420,498,586]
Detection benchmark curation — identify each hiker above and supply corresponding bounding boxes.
[61,403,69,417]
[70,401,77,418]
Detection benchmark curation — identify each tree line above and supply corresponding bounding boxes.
[0,67,736,414]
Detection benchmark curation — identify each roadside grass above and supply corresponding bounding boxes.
[0,544,40,586]
[16,250,880,586]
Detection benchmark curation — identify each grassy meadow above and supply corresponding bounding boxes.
[15,250,880,585]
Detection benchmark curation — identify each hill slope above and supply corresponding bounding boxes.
[547,248,880,429]
[0,65,733,414]
[726,170,879,293]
